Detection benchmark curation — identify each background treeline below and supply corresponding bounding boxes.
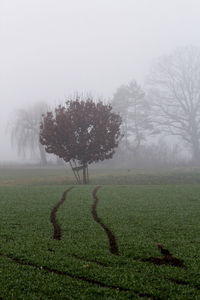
[9,46,200,168]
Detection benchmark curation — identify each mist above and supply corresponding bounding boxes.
[1,0,200,162]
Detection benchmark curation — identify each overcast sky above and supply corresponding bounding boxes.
[1,0,200,161]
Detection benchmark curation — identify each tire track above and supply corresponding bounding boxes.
[3,186,192,299]
[91,186,120,256]
[141,244,186,269]
[0,253,162,299]
[50,187,73,240]
[0,253,129,292]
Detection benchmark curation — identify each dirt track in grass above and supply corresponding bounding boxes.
[142,255,186,268]
[91,186,120,256]
[141,244,186,268]
[50,187,73,240]
[1,186,197,299]
[0,253,162,299]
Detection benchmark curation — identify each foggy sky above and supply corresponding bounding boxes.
[1,0,200,161]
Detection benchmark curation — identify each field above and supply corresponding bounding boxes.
[0,167,200,299]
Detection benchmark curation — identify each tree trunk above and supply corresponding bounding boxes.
[38,143,47,165]
[82,164,89,184]
[191,138,200,165]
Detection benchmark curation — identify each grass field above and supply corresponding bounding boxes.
[2,165,200,185]
[0,167,200,299]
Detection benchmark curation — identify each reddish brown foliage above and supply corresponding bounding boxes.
[40,98,122,182]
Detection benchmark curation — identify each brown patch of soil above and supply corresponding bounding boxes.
[142,256,186,268]
[91,186,120,256]
[142,244,186,268]
[50,187,73,240]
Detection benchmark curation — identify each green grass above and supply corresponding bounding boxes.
[2,165,200,185]
[0,182,200,299]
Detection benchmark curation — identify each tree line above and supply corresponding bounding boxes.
[112,46,200,166]
[9,46,200,180]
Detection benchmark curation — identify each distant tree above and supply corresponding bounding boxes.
[10,102,49,165]
[138,139,183,168]
[147,46,200,164]
[112,80,154,157]
[40,97,122,183]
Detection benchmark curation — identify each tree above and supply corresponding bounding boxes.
[147,46,200,164]
[112,80,154,157]
[10,102,49,165]
[40,97,122,183]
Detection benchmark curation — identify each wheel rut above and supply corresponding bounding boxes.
[91,186,120,256]
[3,186,195,299]
[141,244,186,269]
[0,252,128,291]
[0,253,162,299]
[50,187,73,240]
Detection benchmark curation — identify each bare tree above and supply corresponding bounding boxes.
[112,80,154,157]
[10,101,49,165]
[147,46,200,164]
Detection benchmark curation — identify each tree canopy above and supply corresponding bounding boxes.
[112,80,154,155]
[10,102,49,165]
[147,46,200,164]
[40,97,122,183]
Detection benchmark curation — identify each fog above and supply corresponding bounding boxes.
[1,0,200,162]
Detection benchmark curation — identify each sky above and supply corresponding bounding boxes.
[1,0,200,161]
